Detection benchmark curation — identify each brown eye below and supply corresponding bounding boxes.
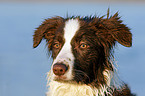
[53,43,60,49]
[80,43,88,49]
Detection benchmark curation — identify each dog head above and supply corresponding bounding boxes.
[33,12,132,87]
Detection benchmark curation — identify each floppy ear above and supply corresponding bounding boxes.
[33,17,64,48]
[99,12,132,47]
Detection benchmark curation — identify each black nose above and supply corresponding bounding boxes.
[53,63,68,76]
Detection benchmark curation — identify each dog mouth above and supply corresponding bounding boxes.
[53,75,67,81]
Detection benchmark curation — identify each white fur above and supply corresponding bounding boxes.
[51,19,80,80]
[47,70,113,96]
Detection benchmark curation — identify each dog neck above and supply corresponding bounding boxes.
[46,70,112,96]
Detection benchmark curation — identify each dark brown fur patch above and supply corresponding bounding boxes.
[113,84,136,96]
[33,16,65,49]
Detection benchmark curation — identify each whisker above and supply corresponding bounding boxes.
[73,69,90,82]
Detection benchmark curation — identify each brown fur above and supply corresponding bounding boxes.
[113,84,136,96]
[33,17,65,49]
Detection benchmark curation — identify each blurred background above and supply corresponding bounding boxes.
[0,1,145,96]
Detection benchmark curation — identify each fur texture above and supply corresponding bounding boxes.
[46,70,112,96]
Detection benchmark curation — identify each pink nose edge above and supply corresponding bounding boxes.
[53,63,68,76]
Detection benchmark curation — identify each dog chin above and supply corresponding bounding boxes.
[53,76,78,84]
[53,75,69,81]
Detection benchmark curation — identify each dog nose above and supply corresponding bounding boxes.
[53,63,68,76]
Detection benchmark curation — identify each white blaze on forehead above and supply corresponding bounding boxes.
[51,18,80,80]
[64,19,80,42]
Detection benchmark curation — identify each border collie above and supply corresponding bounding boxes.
[33,10,135,96]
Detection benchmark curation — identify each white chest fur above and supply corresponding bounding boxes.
[46,80,112,96]
[46,70,112,96]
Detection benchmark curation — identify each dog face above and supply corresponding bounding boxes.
[33,13,132,86]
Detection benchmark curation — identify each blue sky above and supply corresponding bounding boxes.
[0,2,145,96]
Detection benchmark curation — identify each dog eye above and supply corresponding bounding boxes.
[80,43,88,49]
[53,43,60,49]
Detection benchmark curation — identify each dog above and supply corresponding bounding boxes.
[33,10,135,96]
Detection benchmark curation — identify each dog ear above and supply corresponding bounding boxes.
[33,17,64,48]
[102,12,132,47]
